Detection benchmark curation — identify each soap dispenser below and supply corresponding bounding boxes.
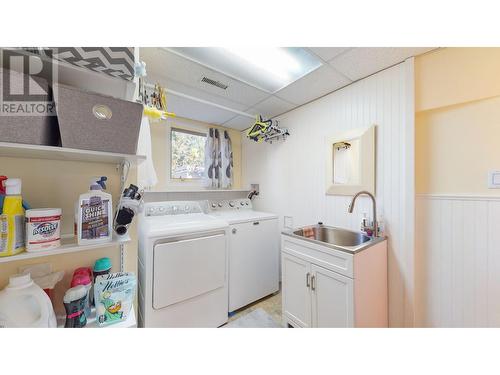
[360,212,368,232]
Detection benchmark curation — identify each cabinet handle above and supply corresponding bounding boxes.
[253,221,260,225]
[306,272,311,288]
[232,228,237,234]
[311,275,316,291]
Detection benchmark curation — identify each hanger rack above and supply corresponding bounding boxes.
[246,115,290,144]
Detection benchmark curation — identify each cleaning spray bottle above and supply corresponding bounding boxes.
[76,177,113,245]
[0,176,7,212]
[0,178,25,257]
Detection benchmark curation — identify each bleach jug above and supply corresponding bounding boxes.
[0,273,57,328]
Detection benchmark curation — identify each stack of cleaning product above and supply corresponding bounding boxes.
[76,176,113,245]
[61,257,136,328]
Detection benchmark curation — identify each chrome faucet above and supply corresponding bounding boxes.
[348,191,378,237]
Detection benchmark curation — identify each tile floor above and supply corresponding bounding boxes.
[226,289,283,327]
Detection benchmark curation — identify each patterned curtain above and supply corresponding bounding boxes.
[204,128,233,189]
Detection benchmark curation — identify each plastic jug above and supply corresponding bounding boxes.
[0,273,57,328]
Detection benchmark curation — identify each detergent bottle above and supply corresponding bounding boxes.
[0,178,25,257]
[76,176,113,245]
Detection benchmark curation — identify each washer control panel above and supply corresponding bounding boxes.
[145,201,204,216]
[209,199,253,211]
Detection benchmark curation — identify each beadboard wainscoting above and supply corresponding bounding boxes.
[416,194,500,327]
[243,59,415,327]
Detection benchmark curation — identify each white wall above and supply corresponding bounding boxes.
[415,195,500,327]
[242,60,415,327]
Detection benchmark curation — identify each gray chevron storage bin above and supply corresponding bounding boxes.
[0,68,60,146]
[54,84,142,154]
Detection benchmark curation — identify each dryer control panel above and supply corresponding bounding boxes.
[208,199,253,211]
[145,201,204,216]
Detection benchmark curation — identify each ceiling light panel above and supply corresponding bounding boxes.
[167,47,322,93]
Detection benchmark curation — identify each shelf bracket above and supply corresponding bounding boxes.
[119,243,125,272]
[117,160,131,273]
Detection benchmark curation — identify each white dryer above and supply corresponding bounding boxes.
[138,201,229,327]
[208,198,279,312]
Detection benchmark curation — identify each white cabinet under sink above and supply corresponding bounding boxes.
[281,234,387,328]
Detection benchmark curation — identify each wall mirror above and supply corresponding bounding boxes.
[325,125,375,196]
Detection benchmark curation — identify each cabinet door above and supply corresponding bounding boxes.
[282,252,311,327]
[311,264,354,328]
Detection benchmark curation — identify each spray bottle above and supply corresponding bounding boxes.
[0,176,7,212]
[76,177,113,245]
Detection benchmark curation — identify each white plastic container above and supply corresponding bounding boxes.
[25,208,62,252]
[0,273,57,328]
[77,178,113,246]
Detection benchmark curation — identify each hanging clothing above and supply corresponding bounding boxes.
[137,116,158,189]
[204,128,232,189]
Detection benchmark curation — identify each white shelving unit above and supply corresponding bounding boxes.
[0,237,130,264]
[0,141,144,270]
[0,142,146,165]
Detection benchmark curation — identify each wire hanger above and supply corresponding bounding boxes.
[246,115,290,144]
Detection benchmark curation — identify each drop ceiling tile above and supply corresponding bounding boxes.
[329,47,435,81]
[247,96,296,118]
[308,47,352,61]
[167,93,237,125]
[222,115,254,131]
[140,48,269,108]
[147,72,249,112]
[275,65,351,105]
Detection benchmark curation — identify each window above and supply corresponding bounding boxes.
[170,128,206,180]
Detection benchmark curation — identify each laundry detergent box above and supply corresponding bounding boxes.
[93,272,136,326]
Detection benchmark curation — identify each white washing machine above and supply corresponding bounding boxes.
[208,198,279,312]
[138,201,229,327]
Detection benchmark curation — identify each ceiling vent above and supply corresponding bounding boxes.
[200,76,229,90]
